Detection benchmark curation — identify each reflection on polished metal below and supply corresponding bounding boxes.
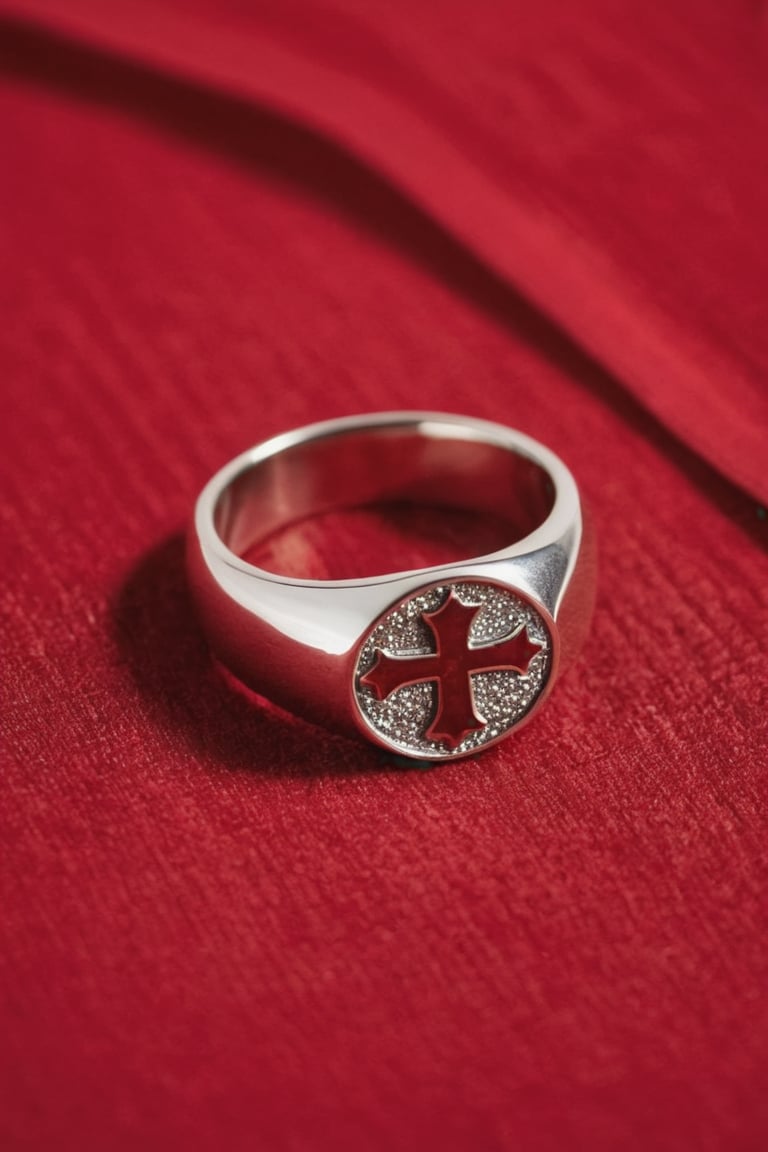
[188,413,595,761]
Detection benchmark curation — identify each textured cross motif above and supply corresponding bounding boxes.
[359,591,543,748]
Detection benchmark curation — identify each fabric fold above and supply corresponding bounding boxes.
[2,0,766,502]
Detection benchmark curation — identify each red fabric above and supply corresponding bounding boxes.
[1,3,767,1150]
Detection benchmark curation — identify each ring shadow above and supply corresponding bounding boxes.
[20,15,765,768]
[113,533,439,777]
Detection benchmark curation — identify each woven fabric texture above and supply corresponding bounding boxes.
[1,3,767,1150]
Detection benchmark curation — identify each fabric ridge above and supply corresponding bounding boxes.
[1,3,767,1151]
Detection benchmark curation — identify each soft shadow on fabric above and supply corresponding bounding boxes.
[113,534,417,778]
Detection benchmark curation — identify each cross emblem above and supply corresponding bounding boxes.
[359,590,543,749]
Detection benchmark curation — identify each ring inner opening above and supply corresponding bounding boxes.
[215,426,555,579]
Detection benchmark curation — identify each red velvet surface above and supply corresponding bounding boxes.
[1,3,767,1150]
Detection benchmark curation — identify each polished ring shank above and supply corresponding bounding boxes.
[188,413,594,760]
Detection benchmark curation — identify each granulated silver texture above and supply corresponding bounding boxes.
[353,581,552,759]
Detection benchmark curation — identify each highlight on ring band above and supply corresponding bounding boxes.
[188,412,593,761]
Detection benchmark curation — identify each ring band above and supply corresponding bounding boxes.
[188,412,595,761]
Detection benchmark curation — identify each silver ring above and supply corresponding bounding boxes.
[188,412,595,761]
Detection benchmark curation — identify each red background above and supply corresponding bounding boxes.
[1,3,767,1149]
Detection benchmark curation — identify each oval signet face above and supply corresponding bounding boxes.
[352,580,554,760]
